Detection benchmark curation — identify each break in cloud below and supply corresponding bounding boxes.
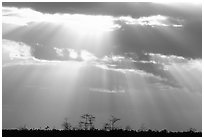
[3,7,183,29]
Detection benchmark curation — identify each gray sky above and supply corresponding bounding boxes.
[2,2,202,131]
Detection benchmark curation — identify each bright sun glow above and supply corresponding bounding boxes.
[63,14,121,34]
[2,7,121,34]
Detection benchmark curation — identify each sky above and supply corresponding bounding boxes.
[2,2,202,131]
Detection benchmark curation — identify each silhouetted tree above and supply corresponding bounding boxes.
[45,126,50,130]
[110,115,120,130]
[79,113,95,130]
[103,122,111,131]
[104,115,120,130]
[62,118,72,130]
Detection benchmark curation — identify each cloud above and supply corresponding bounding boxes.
[2,7,121,32]
[2,7,43,26]
[94,54,171,89]
[2,39,33,60]
[93,52,202,93]
[80,50,98,61]
[2,39,62,67]
[146,52,201,71]
[119,15,183,27]
[146,53,187,65]
[2,39,201,95]
[53,47,98,61]
[3,7,183,31]
[144,52,202,93]
[54,47,64,57]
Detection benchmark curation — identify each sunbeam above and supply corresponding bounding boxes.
[2,3,202,135]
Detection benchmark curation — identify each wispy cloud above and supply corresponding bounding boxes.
[89,88,125,94]
[146,53,187,65]
[146,52,201,71]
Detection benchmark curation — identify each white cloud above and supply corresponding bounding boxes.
[2,39,33,60]
[137,15,169,27]
[2,39,62,67]
[2,7,121,32]
[2,7,43,26]
[119,15,183,27]
[146,53,202,73]
[147,53,187,65]
[54,47,64,57]
[146,52,201,71]
[53,47,98,61]
[80,50,98,61]
[119,16,137,25]
[3,7,183,31]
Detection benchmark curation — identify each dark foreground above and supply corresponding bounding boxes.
[2,129,202,137]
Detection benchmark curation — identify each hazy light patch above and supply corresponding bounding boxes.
[89,88,125,94]
[172,24,183,28]
[95,63,164,82]
[146,52,202,94]
[166,61,202,94]
[2,58,62,68]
